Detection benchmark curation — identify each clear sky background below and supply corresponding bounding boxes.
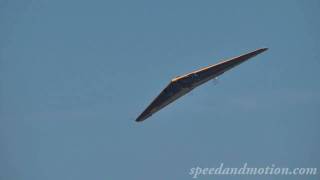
[1,0,319,180]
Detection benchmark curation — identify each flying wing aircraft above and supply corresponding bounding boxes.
[136,48,268,122]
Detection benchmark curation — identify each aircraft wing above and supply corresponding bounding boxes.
[136,48,268,122]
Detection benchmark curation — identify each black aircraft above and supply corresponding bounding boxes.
[136,48,268,122]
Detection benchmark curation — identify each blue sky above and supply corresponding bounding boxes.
[1,0,319,179]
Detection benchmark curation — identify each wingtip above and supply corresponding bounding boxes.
[135,113,152,122]
[251,47,268,56]
[259,47,269,52]
[135,118,144,122]
[135,115,144,122]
